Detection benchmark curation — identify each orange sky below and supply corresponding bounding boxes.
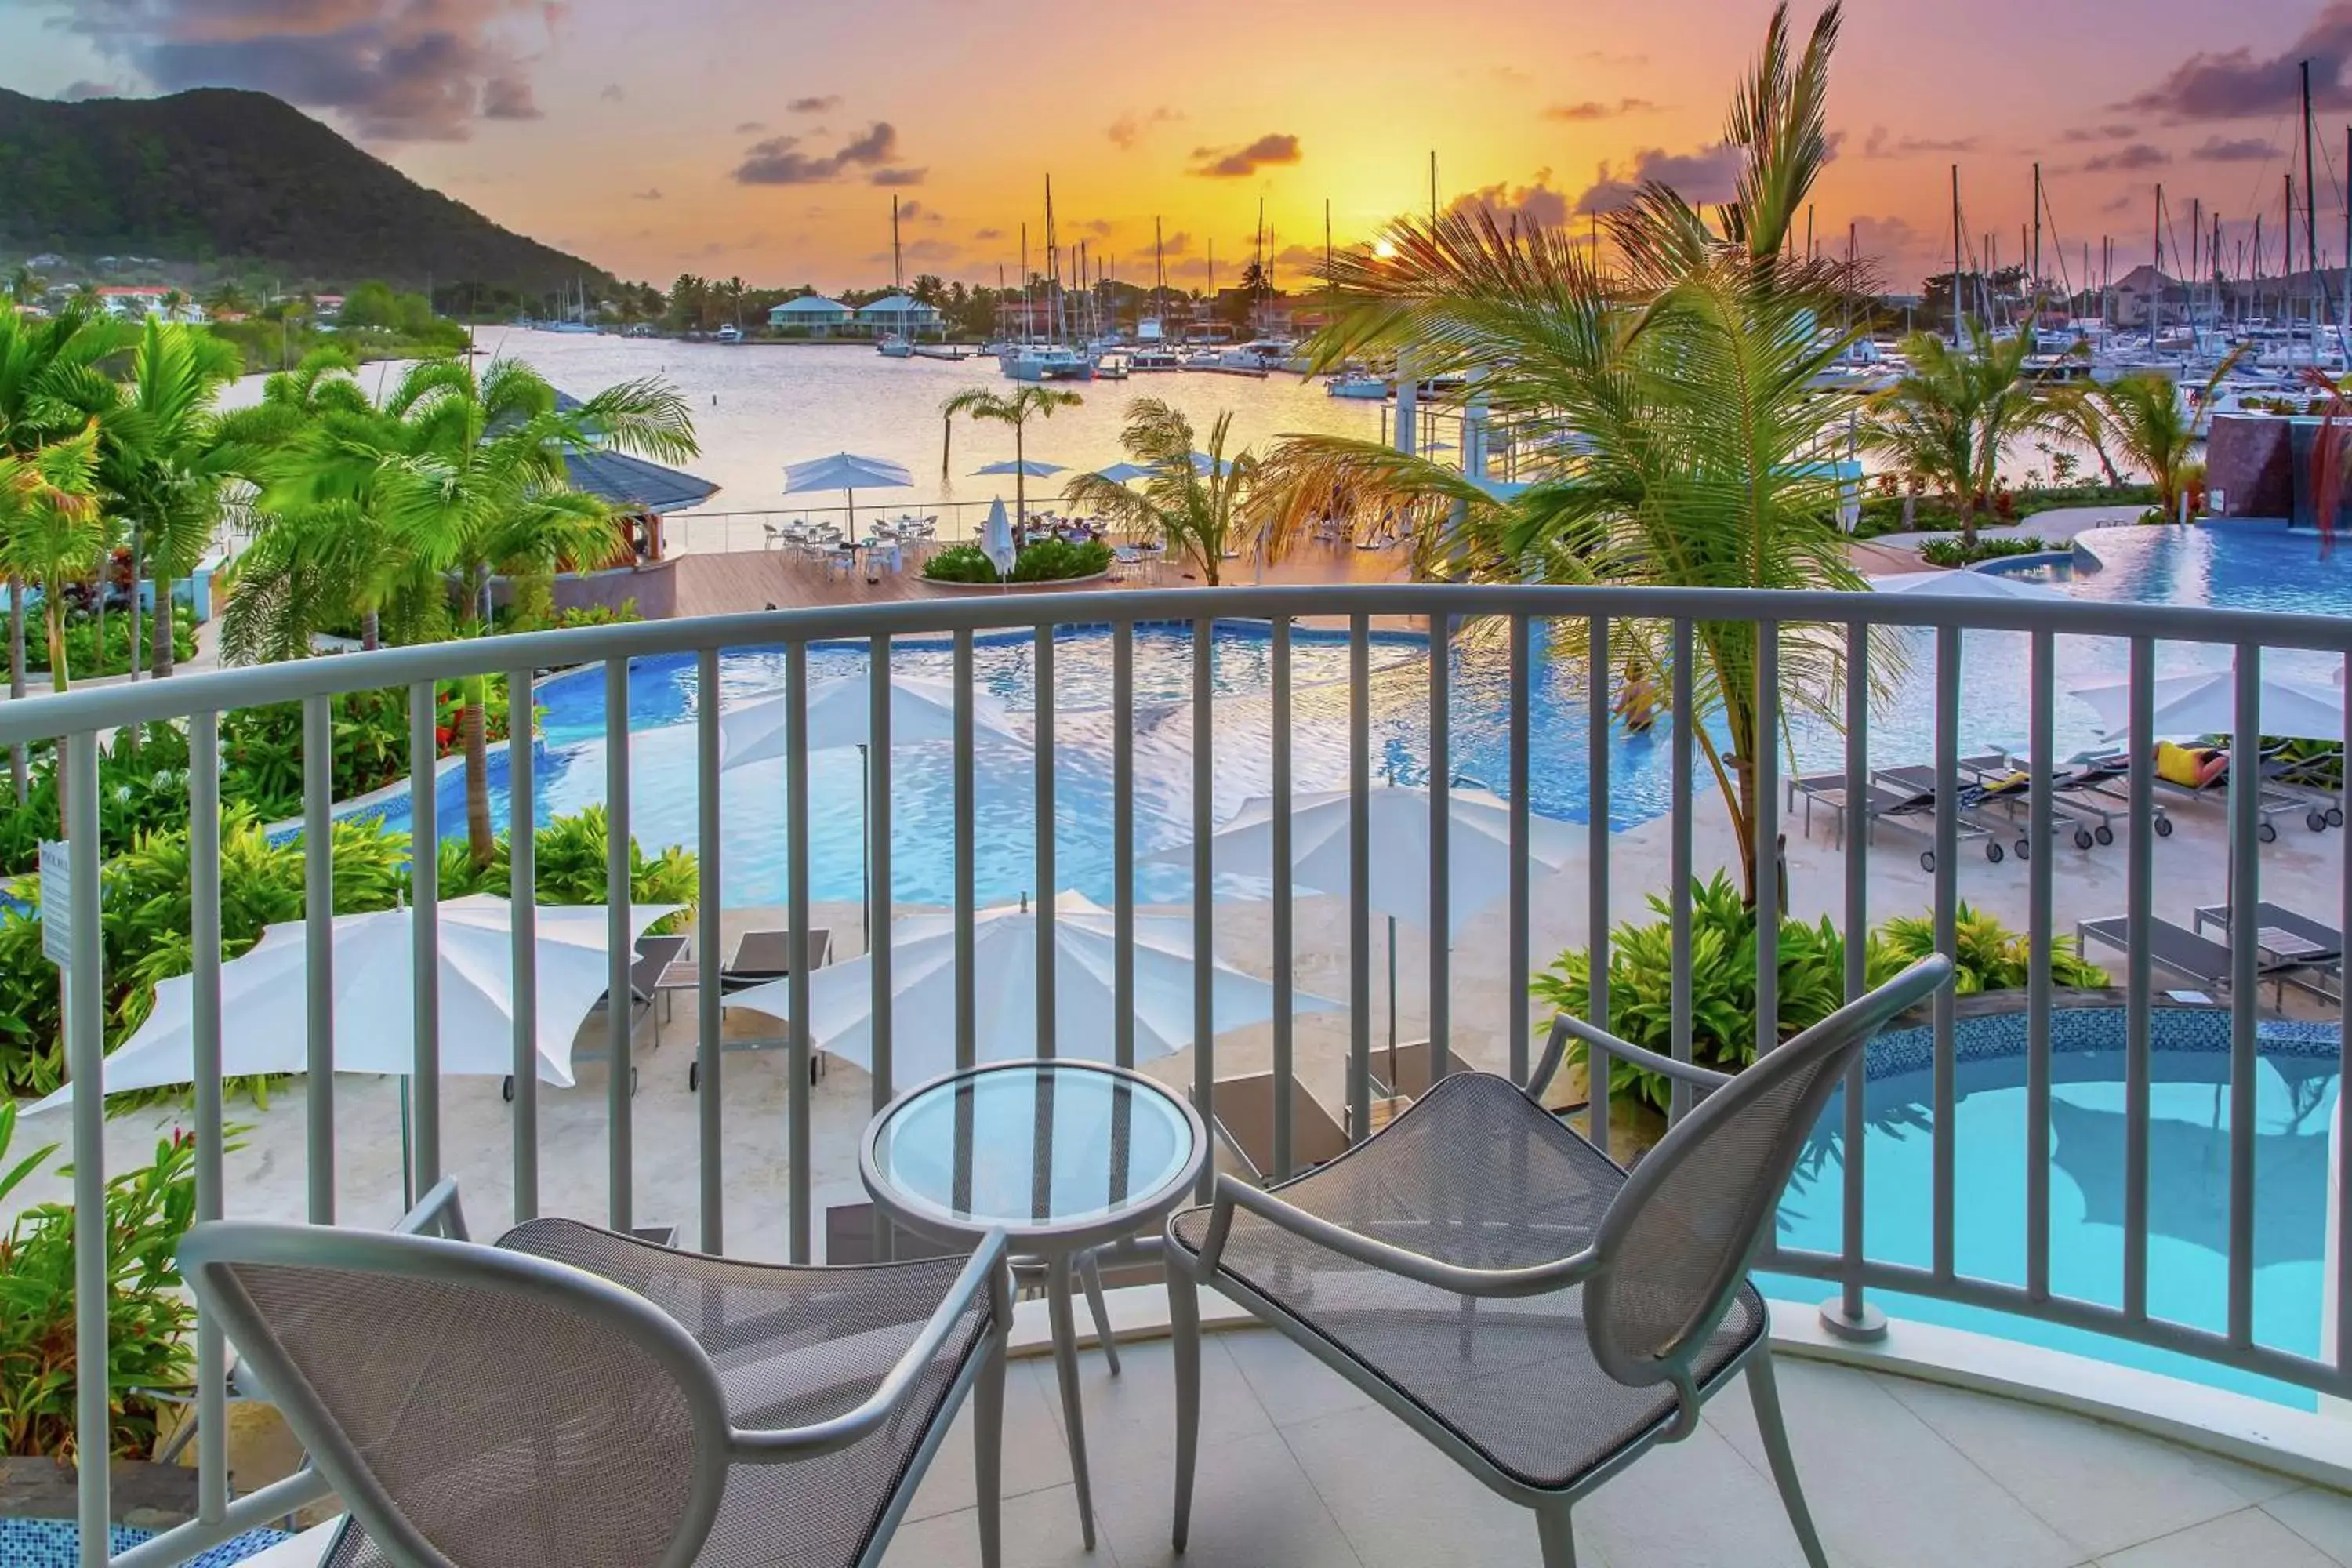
[6,1,2350,293]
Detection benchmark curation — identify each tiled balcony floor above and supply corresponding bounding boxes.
[875,1328,2352,1568]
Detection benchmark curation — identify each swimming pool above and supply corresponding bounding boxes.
[357,521,2352,906]
[1762,1004,2344,1410]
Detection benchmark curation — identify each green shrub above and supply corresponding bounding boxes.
[1917,535,2049,568]
[1532,876,2106,1114]
[921,543,1000,583]
[1009,539,1112,583]
[0,1102,203,1459]
[21,605,198,678]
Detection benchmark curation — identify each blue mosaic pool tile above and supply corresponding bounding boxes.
[0,1519,289,1568]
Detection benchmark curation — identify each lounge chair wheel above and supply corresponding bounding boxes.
[2073,827,2095,851]
[2013,838,2031,861]
[688,1059,700,1092]
[1919,850,1936,873]
[2309,810,2331,833]
[2154,815,2174,837]
[502,1075,514,1103]
[2094,825,2115,846]
[2330,807,2345,828]
[2259,821,2278,844]
[1986,842,2005,863]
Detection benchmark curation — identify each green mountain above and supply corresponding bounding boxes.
[0,87,607,294]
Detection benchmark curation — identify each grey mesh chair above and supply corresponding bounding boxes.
[181,1184,1014,1568]
[1165,955,1953,1567]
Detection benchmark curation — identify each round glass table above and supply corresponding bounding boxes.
[862,1059,1207,1548]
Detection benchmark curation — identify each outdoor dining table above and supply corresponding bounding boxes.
[861,1058,1207,1550]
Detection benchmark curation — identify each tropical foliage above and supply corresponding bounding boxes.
[1062,399,1258,584]
[937,383,1082,523]
[2051,355,2244,520]
[0,1103,204,1460]
[1254,1,1866,901]
[1533,875,2106,1114]
[921,538,1112,584]
[1858,328,2056,549]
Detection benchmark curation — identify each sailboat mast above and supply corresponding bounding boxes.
[1950,164,1962,342]
[2152,185,2164,339]
[891,194,902,295]
[2305,60,2324,337]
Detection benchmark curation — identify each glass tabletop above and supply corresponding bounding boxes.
[866,1062,1200,1235]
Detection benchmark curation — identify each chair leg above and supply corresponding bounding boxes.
[1079,1248,1121,1374]
[1169,1265,1201,1554]
[1746,1347,1831,1568]
[1535,1502,1578,1568]
[973,1329,1006,1568]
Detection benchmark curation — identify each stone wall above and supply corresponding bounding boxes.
[2204,416,2294,518]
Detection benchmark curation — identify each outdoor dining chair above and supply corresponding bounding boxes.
[181,1178,1014,1568]
[1164,955,1954,1568]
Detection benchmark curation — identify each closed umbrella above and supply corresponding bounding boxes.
[721,891,1338,1082]
[35,894,683,1108]
[2071,666,2346,746]
[1868,569,2068,602]
[981,498,1017,579]
[783,451,913,537]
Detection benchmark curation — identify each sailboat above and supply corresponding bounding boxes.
[877,195,916,358]
[999,176,1095,381]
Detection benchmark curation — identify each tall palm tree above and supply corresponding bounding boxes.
[0,305,133,797]
[96,318,249,677]
[375,356,697,866]
[1254,1,1863,903]
[0,427,104,830]
[938,384,1083,523]
[1062,399,1257,583]
[1859,328,2050,548]
[2053,352,2246,520]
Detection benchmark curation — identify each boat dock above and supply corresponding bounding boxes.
[912,344,971,361]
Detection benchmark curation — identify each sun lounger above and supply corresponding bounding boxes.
[2075,914,2328,1004]
[2077,745,2312,843]
[1786,769,1998,869]
[1192,1069,1350,1184]
[2190,901,2344,1000]
[689,927,837,1089]
[526,933,692,1100]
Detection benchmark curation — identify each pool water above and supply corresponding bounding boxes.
[1762,1009,2346,1410]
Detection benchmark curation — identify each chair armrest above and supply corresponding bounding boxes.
[728,1229,1012,1464]
[1185,1172,1595,1301]
[391,1177,470,1240]
[1534,1013,1731,1105]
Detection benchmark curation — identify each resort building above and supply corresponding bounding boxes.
[854,292,945,339]
[768,294,855,335]
[93,285,204,322]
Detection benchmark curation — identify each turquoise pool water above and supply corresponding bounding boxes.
[1762,1008,2345,1410]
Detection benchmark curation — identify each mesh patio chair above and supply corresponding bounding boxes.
[1165,955,1953,1567]
[181,1179,1014,1568]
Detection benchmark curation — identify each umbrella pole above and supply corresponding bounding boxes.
[400,1079,414,1210]
[859,742,871,946]
[1387,913,1398,1076]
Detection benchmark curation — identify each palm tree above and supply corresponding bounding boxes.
[0,304,134,797]
[1252,1,1863,903]
[375,356,697,866]
[1062,399,1257,583]
[1859,328,2050,548]
[938,384,1083,523]
[0,426,105,827]
[96,318,249,677]
[2053,352,2246,520]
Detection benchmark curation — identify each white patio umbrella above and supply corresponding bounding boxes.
[1090,462,1155,484]
[783,451,913,535]
[35,894,682,1109]
[971,459,1065,479]
[1151,783,1580,936]
[1149,783,1581,1056]
[981,497,1017,578]
[720,891,1338,1083]
[1867,568,2067,602]
[718,674,1022,769]
[2071,666,2347,746]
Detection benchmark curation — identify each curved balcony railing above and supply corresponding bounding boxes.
[5,580,2350,1568]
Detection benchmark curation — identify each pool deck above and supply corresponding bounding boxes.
[234,1319,2352,1567]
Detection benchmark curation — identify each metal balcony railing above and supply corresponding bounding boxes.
[5,581,2350,1568]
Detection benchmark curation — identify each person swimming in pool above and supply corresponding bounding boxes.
[1612,659,1661,735]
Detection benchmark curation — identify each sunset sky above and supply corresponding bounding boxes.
[5,1,2352,296]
